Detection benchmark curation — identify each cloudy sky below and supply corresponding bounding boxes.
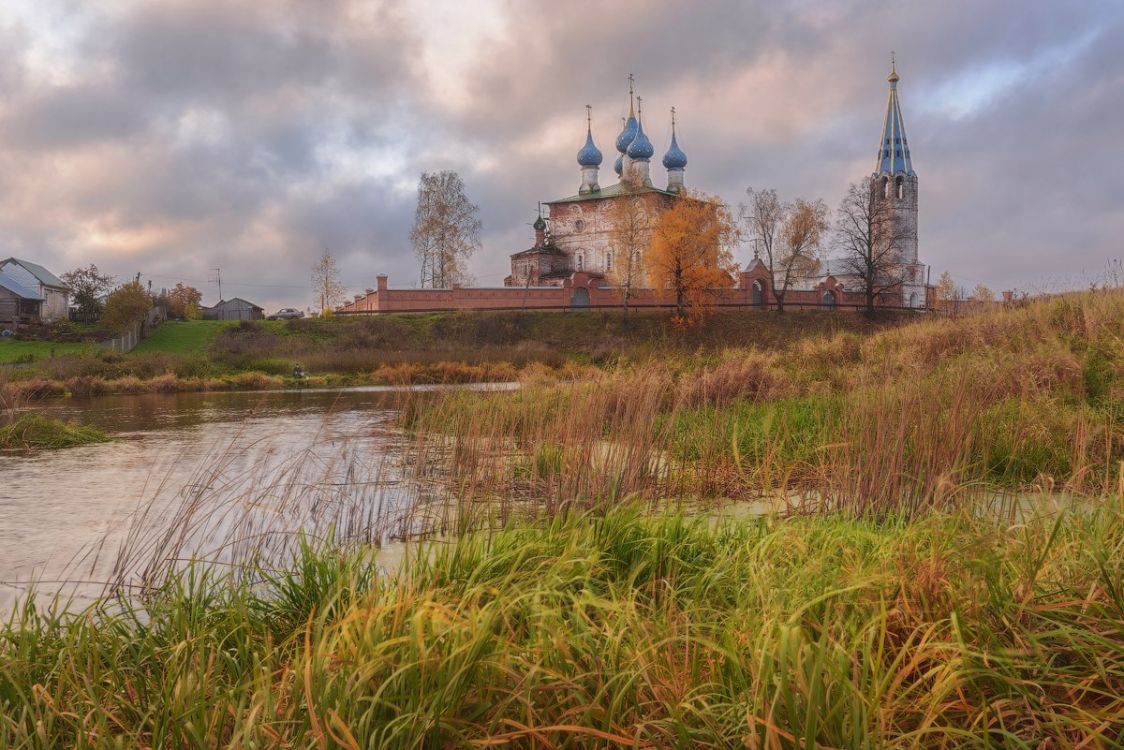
[0,0,1120,309]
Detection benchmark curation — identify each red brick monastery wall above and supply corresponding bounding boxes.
[337,268,933,314]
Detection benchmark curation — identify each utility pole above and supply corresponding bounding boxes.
[209,267,222,302]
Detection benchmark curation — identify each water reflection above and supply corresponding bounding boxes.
[0,385,502,609]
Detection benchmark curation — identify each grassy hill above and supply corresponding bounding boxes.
[129,320,236,354]
[3,295,1120,404]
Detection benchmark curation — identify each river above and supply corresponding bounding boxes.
[0,385,513,610]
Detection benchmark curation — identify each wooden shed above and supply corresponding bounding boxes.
[202,297,265,321]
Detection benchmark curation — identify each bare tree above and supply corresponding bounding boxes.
[971,283,996,303]
[608,185,651,317]
[312,249,346,314]
[834,181,911,314]
[742,188,826,313]
[411,171,482,288]
[934,270,957,314]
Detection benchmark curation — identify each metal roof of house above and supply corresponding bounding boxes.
[209,297,263,310]
[547,182,675,205]
[0,270,45,300]
[0,257,68,289]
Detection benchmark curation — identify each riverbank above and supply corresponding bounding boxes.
[2,505,1121,746]
[1,308,910,396]
[1,292,1120,744]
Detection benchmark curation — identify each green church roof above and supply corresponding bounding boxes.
[546,183,675,205]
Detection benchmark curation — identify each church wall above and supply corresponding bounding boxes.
[545,192,671,277]
[509,252,570,287]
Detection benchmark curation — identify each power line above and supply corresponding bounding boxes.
[143,274,310,290]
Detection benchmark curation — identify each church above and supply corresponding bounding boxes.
[505,78,684,288]
[340,60,932,315]
[503,62,931,310]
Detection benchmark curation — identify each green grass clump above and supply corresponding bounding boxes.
[0,414,109,450]
[2,505,1122,746]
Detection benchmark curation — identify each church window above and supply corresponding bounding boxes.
[822,290,836,309]
[882,177,889,198]
[576,253,583,271]
[896,177,904,199]
[575,219,585,232]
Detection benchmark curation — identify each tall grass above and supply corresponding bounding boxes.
[401,290,1124,516]
[0,414,109,451]
[2,503,1123,746]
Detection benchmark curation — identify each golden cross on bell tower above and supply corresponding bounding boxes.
[627,73,635,116]
[670,105,676,128]
[585,104,592,129]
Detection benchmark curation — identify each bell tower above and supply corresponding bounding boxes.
[871,54,924,306]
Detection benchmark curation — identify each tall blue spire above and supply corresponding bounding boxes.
[876,52,914,175]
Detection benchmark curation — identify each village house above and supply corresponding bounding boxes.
[202,297,265,321]
[0,258,70,323]
[0,272,43,325]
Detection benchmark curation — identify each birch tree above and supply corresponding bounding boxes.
[411,171,482,288]
[608,185,651,317]
[312,249,346,314]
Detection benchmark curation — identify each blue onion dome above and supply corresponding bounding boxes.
[576,127,603,167]
[615,115,638,154]
[626,117,654,160]
[614,155,623,176]
[662,130,687,170]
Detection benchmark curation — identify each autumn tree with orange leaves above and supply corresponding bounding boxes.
[166,282,203,319]
[648,191,740,320]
